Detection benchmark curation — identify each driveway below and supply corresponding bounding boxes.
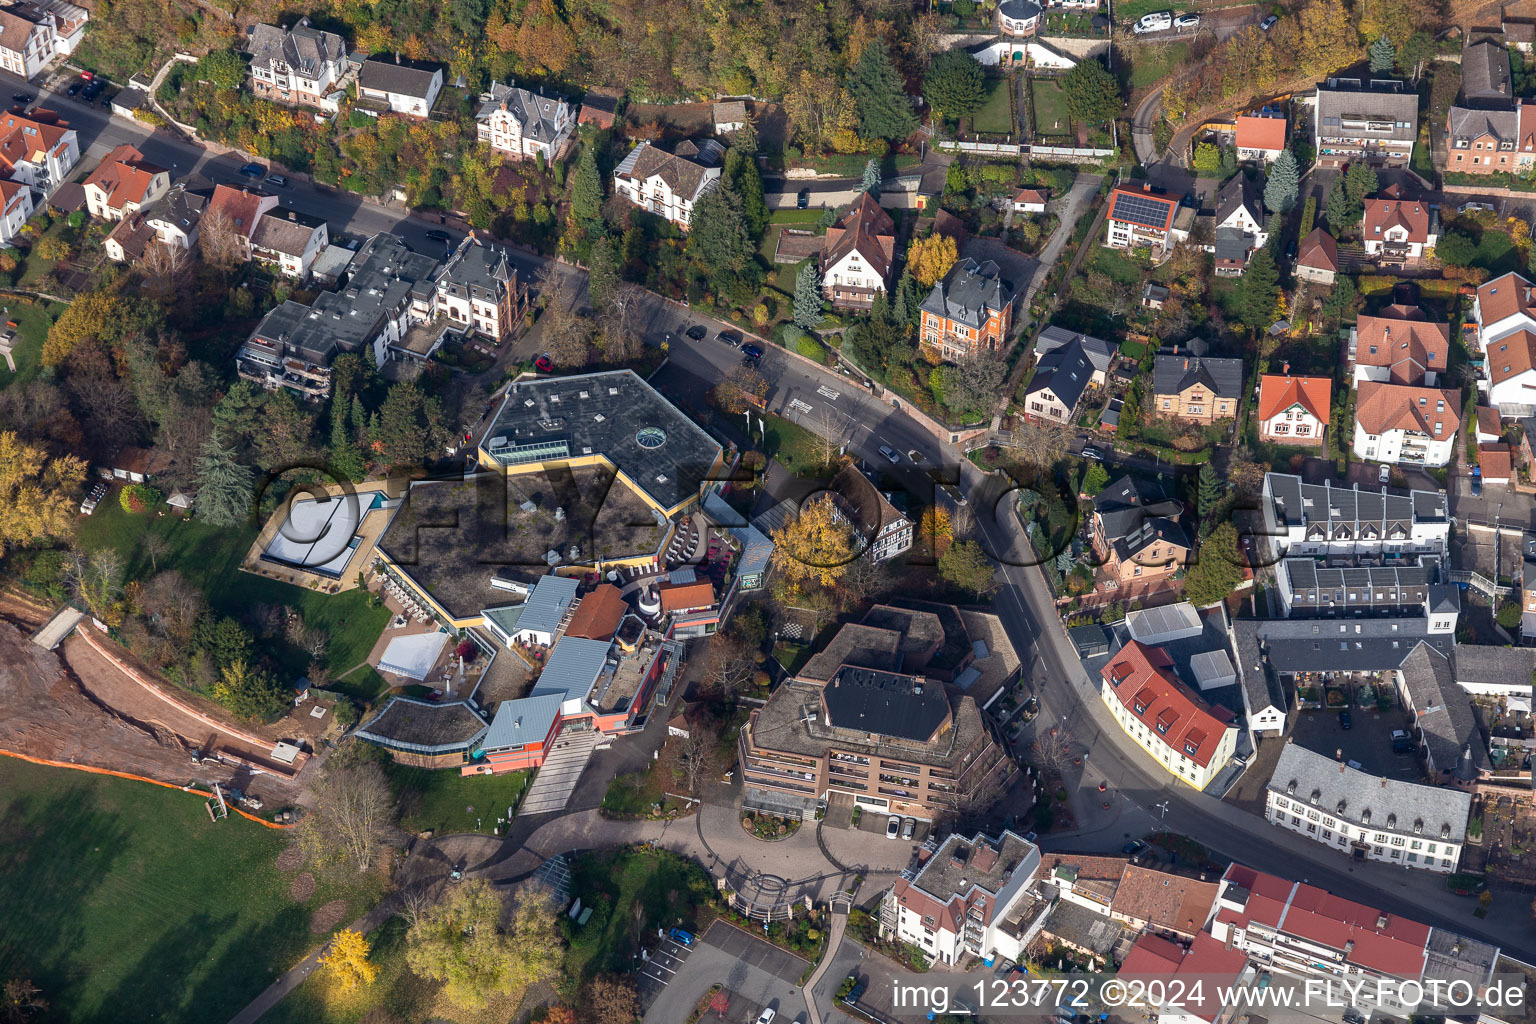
[642,920,811,1024]
[1019,172,1102,306]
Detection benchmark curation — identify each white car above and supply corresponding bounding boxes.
[1133,10,1173,32]
[886,814,902,839]
[757,1010,777,1024]
[1173,12,1199,27]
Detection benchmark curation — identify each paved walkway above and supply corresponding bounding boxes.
[800,909,848,1024]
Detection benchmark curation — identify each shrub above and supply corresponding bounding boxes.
[797,335,831,364]
[119,483,162,514]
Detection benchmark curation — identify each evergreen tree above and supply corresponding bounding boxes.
[376,381,445,471]
[1343,161,1378,205]
[1219,145,1236,180]
[892,274,911,325]
[728,148,768,239]
[194,432,254,528]
[1368,35,1397,74]
[922,49,986,122]
[1324,177,1355,232]
[1232,248,1280,333]
[587,234,618,309]
[570,144,603,228]
[329,394,367,482]
[793,263,822,330]
[733,113,759,154]
[211,380,262,452]
[1197,463,1222,518]
[687,175,752,273]
[848,39,917,141]
[1264,149,1300,213]
[349,394,367,442]
[862,158,881,196]
[1062,58,1121,125]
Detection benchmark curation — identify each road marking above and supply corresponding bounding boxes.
[788,398,813,414]
[817,385,840,400]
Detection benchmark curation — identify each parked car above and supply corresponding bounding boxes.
[669,927,695,946]
[10,93,31,104]
[65,81,82,96]
[1391,729,1413,753]
[685,324,707,340]
[534,354,554,372]
[79,70,94,81]
[238,162,265,178]
[878,444,900,463]
[1260,14,1279,28]
[81,80,105,100]
[1458,201,1495,214]
[1471,465,1483,496]
[265,174,288,187]
[1123,839,1146,856]
[901,818,916,840]
[1133,10,1173,32]
[1379,463,1391,484]
[424,229,452,243]
[1339,710,1353,730]
[885,814,901,839]
[796,188,810,209]
[1081,445,1105,461]
[740,342,763,360]
[1173,12,1200,27]
[756,1010,777,1024]
[719,329,744,348]
[843,974,868,1004]
[906,449,925,463]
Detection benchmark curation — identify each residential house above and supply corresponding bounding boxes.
[829,464,912,562]
[1362,184,1438,264]
[82,143,168,222]
[1272,558,1456,622]
[1105,183,1189,256]
[1312,77,1418,168]
[1234,112,1287,163]
[997,0,1042,35]
[1142,282,1170,308]
[1461,39,1514,108]
[107,445,169,483]
[1257,472,1450,562]
[356,55,444,117]
[881,830,1042,965]
[245,18,351,112]
[576,92,618,130]
[1013,187,1049,213]
[611,138,723,230]
[1211,173,1268,277]
[1110,864,1220,941]
[0,177,31,245]
[1480,442,1514,484]
[0,0,86,80]
[1351,303,1450,385]
[0,108,75,193]
[1353,382,1462,467]
[1098,640,1238,790]
[250,208,329,279]
[712,99,747,133]
[918,257,1014,361]
[1473,271,1536,417]
[1090,474,1190,587]
[204,183,280,259]
[1021,326,1114,424]
[1446,106,1520,173]
[1150,351,1244,425]
[475,83,574,163]
[1257,372,1331,447]
[435,237,521,343]
[1118,933,1250,1024]
[104,183,207,263]
[820,193,896,310]
[1266,743,1471,873]
[1295,227,1339,285]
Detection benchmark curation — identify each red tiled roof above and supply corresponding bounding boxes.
[564,584,626,640]
[1100,641,1232,767]
[1296,227,1338,272]
[1521,101,1536,153]
[206,183,268,239]
[1476,405,1502,438]
[1363,191,1433,244]
[1119,934,1247,1023]
[1112,864,1220,935]
[1109,185,1178,231]
[1353,305,1450,384]
[1257,374,1330,423]
[1235,113,1287,153]
[83,143,165,211]
[1354,381,1461,441]
[657,580,715,614]
[1014,187,1050,205]
[0,110,68,175]
[1478,271,1536,329]
[822,193,896,287]
[1480,443,1513,481]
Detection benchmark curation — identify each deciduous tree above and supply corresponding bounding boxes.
[198,208,247,272]
[300,757,396,873]
[0,430,84,551]
[41,291,125,366]
[580,976,641,1024]
[406,883,562,1008]
[319,929,380,991]
[908,233,958,288]
[944,351,1006,419]
[2,978,47,1024]
[938,539,995,596]
[770,492,858,588]
[712,366,768,415]
[535,263,595,368]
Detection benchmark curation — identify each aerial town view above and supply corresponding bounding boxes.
[3,0,1536,1022]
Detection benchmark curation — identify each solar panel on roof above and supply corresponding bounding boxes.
[1113,192,1174,229]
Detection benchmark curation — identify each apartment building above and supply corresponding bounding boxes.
[1090,474,1188,586]
[0,107,75,193]
[1473,271,1536,418]
[0,176,30,245]
[83,143,168,222]
[1273,557,1457,623]
[1150,352,1243,425]
[1258,473,1450,562]
[1312,77,1418,168]
[246,18,351,112]
[1118,933,1250,1024]
[1351,303,1449,385]
[474,82,574,163]
[611,138,723,229]
[0,0,87,80]
[918,257,1014,361]
[1352,382,1461,467]
[434,238,521,343]
[1105,183,1189,255]
[881,830,1042,965]
[1362,184,1438,264]
[1098,641,1238,790]
[829,464,912,563]
[1266,743,1470,873]
[1256,372,1331,447]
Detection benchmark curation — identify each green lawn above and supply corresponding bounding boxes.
[563,847,719,986]
[1128,40,1190,90]
[75,497,390,680]
[0,298,60,390]
[768,209,827,225]
[1030,78,1074,139]
[0,756,384,1024]
[1087,246,1146,286]
[759,412,831,475]
[972,77,1015,136]
[335,665,389,702]
[384,761,529,836]
[773,641,812,675]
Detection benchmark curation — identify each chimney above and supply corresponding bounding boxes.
[394,50,401,63]
[1183,359,1189,370]
[1380,777,1387,787]
[1282,361,1290,376]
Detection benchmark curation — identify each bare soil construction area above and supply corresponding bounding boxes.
[0,594,303,803]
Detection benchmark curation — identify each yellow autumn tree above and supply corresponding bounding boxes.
[908,234,959,288]
[0,430,85,551]
[920,505,953,543]
[41,291,125,366]
[318,929,379,992]
[769,493,858,588]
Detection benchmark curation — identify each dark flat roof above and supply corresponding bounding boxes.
[822,666,950,742]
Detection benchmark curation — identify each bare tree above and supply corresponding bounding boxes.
[1003,419,1074,471]
[141,241,191,299]
[252,602,287,639]
[298,758,396,872]
[302,626,330,660]
[397,878,436,930]
[706,633,757,701]
[139,531,171,573]
[535,263,593,368]
[66,549,124,622]
[140,570,205,647]
[1028,736,1075,776]
[671,727,719,795]
[838,551,890,604]
[2,978,47,1024]
[597,283,646,363]
[198,208,247,272]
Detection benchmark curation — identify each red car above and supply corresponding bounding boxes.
[534,354,553,372]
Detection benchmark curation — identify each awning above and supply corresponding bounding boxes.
[378,631,450,680]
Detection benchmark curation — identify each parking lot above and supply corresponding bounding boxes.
[1291,704,1421,781]
[635,935,693,998]
[640,919,811,1024]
